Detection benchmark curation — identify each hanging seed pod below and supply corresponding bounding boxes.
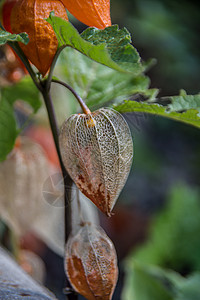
[59,108,133,216]
[60,0,111,29]
[10,0,68,76]
[0,137,50,236]
[65,223,118,300]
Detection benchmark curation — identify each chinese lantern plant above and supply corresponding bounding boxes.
[1,0,200,299]
[0,0,125,298]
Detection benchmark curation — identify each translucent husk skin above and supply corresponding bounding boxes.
[59,108,133,216]
[10,0,68,76]
[65,223,118,300]
[60,0,111,29]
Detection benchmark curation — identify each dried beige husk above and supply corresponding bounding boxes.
[0,137,49,235]
[65,223,118,300]
[59,108,133,216]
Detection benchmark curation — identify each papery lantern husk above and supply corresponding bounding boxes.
[59,108,133,216]
[60,0,111,29]
[65,223,118,300]
[10,0,68,76]
[0,137,50,236]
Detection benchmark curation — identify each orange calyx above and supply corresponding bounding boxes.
[10,0,68,76]
[60,0,111,29]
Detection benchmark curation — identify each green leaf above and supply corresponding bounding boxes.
[122,261,200,300]
[114,91,200,128]
[0,99,18,162]
[176,273,200,300]
[47,13,143,75]
[0,77,41,161]
[132,184,200,272]
[167,90,200,113]
[57,48,155,109]
[0,30,29,45]
[122,262,175,300]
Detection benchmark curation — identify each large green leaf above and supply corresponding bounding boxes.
[0,30,29,45]
[176,274,200,300]
[0,77,41,161]
[57,48,156,110]
[122,261,200,300]
[114,91,200,128]
[122,262,175,300]
[167,90,200,113]
[47,13,143,75]
[132,184,200,272]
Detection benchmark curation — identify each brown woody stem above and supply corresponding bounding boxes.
[41,83,77,300]
[52,79,91,114]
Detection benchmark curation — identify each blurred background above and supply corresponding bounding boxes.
[0,0,200,299]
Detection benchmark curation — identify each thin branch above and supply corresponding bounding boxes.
[52,79,91,115]
[41,86,65,169]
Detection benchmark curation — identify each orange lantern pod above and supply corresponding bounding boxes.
[60,0,111,29]
[65,223,118,300]
[10,0,68,76]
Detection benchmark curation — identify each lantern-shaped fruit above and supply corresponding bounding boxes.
[9,0,68,76]
[59,108,133,216]
[60,0,111,29]
[65,223,118,300]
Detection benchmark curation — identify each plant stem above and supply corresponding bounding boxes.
[41,83,77,300]
[42,89,61,161]
[52,79,91,114]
